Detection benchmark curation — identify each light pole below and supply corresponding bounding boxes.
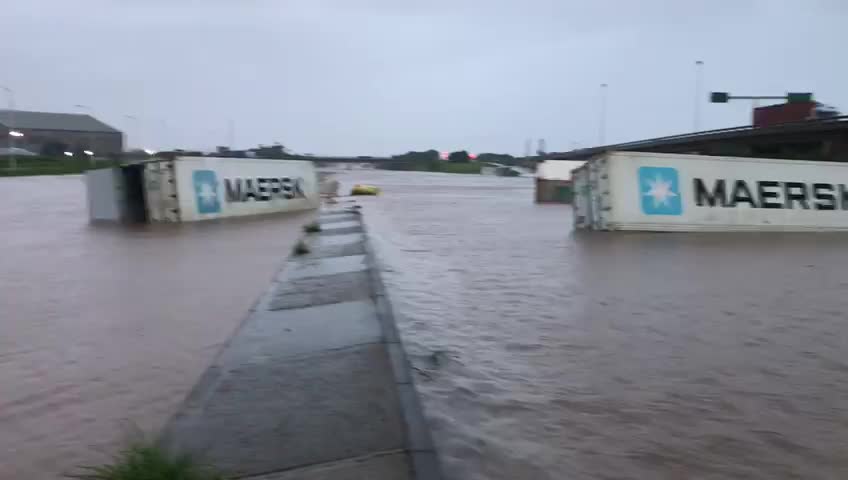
[74,104,96,165]
[2,86,16,170]
[599,83,608,146]
[694,60,704,131]
[157,118,172,152]
[124,114,138,152]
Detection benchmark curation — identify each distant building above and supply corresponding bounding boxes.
[0,110,123,156]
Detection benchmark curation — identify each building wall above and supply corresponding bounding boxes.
[14,128,123,155]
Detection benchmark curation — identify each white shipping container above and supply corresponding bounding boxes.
[573,151,848,232]
[172,157,318,222]
[86,167,128,222]
[86,156,319,223]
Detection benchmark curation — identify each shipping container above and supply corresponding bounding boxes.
[752,101,841,127]
[573,151,848,232]
[535,160,585,203]
[753,102,816,127]
[86,156,319,223]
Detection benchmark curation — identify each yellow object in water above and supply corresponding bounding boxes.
[351,184,380,196]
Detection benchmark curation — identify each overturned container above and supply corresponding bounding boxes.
[86,157,319,223]
[535,160,586,203]
[573,151,848,232]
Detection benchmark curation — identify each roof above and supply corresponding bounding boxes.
[547,115,848,161]
[536,160,585,180]
[0,110,120,133]
[0,147,37,157]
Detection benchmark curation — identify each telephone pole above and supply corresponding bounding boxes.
[599,83,608,145]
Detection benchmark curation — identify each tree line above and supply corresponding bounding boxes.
[380,149,521,172]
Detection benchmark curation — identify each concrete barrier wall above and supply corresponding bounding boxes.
[160,208,442,480]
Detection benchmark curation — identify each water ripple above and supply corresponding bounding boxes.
[348,170,848,480]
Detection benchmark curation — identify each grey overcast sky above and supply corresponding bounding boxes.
[1,0,845,155]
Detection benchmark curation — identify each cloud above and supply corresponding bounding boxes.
[1,0,844,155]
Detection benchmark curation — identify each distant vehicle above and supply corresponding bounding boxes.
[753,101,842,127]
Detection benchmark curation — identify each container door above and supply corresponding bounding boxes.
[588,161,603,229]
[572,169,588,228]
[85,167,126,222]
[121,164,148,223]
[144,161,181,222]
[595,157,612,230]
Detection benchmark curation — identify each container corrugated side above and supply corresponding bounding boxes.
[173,157,320,222]
[572,165,589,228]
[604,151,848,232]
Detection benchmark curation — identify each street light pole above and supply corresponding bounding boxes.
[599,83,608,146]
[2,86,15,170]
[694,61,704,132]
[74,104,96,165]
[124,114,138,152]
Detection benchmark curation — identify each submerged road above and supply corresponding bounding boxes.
[2,171,848,479]
[341,170,848,480]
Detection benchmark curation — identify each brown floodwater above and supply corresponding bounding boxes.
[342,170,848,480]
[0,175,311,478]
[3,170,848,479]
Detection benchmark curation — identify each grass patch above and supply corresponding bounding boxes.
[66,441,222,480]
[435,162,482,174]
[293,239,310,255]
[0,157,119,177]
[303,221,322,233]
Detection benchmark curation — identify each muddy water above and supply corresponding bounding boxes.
[341,170,848,480]
[0,175,312,478]
[4,171,848,479]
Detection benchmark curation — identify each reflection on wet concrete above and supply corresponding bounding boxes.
[343,170,848,480]
[0,175,312,478]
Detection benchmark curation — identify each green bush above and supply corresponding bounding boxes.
[0,156,117,177]
[437,162,482,174]
[66,442,222,480]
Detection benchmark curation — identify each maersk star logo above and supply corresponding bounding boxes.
[638,166,682,215]
[192,170,221,214]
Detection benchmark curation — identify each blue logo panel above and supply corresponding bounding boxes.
[192,170,221,214]
[638,166,682,215]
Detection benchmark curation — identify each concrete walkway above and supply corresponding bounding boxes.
[160,209,441,479]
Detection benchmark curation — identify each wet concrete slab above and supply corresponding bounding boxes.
[317,213,360,225]
[320,225,365,236]
[219,301,382,365]
[163,344,404,478]
[305,233,368,259]
[281,254,368,280]
[269,271,371,310]
[321,220,362,233]
[161,209,442,479]
[319,218,365,236]
[319,210,357,217]
[312,232,365,247]
[244,452,410,480]
[306,240,367,259]
[319,213,359,221]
